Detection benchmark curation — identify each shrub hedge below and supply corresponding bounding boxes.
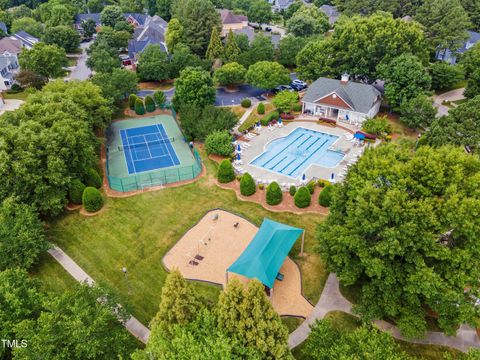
[128,94,137,109]
[241,98,251,108]
[84,168,102,188]
[289,185,297,196]
[240,172,256,196]
[292,103,302,112]
[135,98,145,115]
[217,159,235,183]
[205,131,233,156]
[317,179,331,187]
[260,111,279,126]
[69,179,85,205]
[82,187,104,212]
[153,91,166,106]
[257,102,265,114]
[266,181,282,205]
[294,186,311,208]
[307,181,315,194]
[145,95,155,112]
[319,185,334,207]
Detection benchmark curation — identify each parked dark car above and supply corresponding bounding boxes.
[265,27,272,32]
[290,79,307,91]
[272,85,292,94]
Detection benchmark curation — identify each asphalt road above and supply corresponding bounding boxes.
[68,41,93,81]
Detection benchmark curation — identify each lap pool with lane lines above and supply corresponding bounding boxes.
[250,127,345,178]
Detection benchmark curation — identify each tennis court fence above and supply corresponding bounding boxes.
[106,149,202,192]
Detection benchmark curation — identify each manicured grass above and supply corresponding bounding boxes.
[238,102,275,132]
[3,90,29,101]
[452,98,468,106]
[324,311,361,332]
[37,149,327,324]
[30,253,78,295]
[229,105,247,119]
[282,316,304,333]
[138,81,174,91]
[67,57,78,67]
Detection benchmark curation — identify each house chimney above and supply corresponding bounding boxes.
[340,73,349,84]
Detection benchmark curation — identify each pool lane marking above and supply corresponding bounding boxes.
[278,137,321,173]
[270,155,288,170]
[288,139,329,176]
[261,133,305,167]
[297,135,313,148]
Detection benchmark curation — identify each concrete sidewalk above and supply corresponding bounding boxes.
[288,273,480,353]
[48,246,150,344]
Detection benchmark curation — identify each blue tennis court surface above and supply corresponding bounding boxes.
[120,124,180,174]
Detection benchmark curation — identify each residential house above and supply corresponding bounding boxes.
[436,30,480,65]
[128,15,168,61]
[320,5,339,26]
[230,26,281,47]
[302,74,382,124]
[0,55,19,90]
[218,9,248,36]
[268,0,295,12]
[74,13,149,34]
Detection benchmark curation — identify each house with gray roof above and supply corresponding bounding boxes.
[302,75,382,124]
[436,30,480,65]
[0,54,19,90]
[128,15,167,60]
[74,13,150,34]
[268,0,294,12]
[320,5,339,26]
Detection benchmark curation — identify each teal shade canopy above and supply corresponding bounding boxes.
[227,218,303,288]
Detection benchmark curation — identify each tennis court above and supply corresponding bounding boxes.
[120,124,180,174]
[106,114,202,192]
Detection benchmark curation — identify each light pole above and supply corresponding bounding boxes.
[122,267,132,294]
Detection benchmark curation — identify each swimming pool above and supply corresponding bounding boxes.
[250,127,344,178]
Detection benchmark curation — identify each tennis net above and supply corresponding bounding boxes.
[111,137,176,152]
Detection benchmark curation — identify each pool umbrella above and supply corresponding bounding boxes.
[301,174,306,184]
[237,153,241,161]
[257,121,261,127]
[278,118,283,124]
[354,132,366,140]
[237,144,242,153]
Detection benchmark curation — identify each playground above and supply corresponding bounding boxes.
[162,209,314,318]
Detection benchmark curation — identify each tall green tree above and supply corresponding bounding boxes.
[286,4,329,37]
[429,62,465,91]
[179,105,238,140]
[238,34,275,68]
[217,279,291,359]
[420,96,480,153]
[303,320,410,359]
[415,0,471,50]
[136,44,170,81]
[82,18,97,37]
[318,144,480,338]
[0,269,43,359]
[156,0,172,20]
[377,54,431,109]
[399,94,437,129]
[247,0,272,24]
[333,0,402,17]
[168,43,211,79]
[277,35,307,67]
[92,68,138,104]
[43,25,81,53]
[296,38,335,81]
[173,66,216,110]
[171,0,222,56]
[214,62,246,87]
[165,18,184,52]
[11,17,43,38]
[100,5,124,28]
[465,69,480,98]
[223,29,240,63]
[19,42,67,79]
[0,198,48,271]
[206,26,224,61]
[87,41,121,73]
[13,285,137,359]
[331,12,429,81]
[245,61,290,89]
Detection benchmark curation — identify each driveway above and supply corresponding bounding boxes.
[432,88,465,117]
[67,41,93,81]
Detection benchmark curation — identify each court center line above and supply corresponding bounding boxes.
[143,135,153,159]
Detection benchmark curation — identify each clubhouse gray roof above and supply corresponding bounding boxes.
[303,77,381,114]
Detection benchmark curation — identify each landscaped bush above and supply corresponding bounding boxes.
[217,159,235,183]
[307,181,316,194]
[289,185,297,196]
[257,102,265,114]
[145,95,155,112]
[82,187,104,212]
[266,181,282,205]
[240,172,256,196]
[292,103,302,112]
[294,186,311,208]
[128,94,138,109]
[319,185,334,207]
[69,179,86,205]
[84,168,102,188]
[153,91,166,107]
[11,83,22,92]
[205,130,233,156]
[258,183,264,190]
[362,116,392,138]
[260,111,279,126]
[134,98,145,115]
[241,98,251,108]
[317,179,331,187]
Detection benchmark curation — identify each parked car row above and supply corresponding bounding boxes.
[272,80,307,94]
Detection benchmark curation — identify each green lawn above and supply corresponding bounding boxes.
[3,90,29,101]
[37,149,327,324]
[67,57,78,67]
[282,316,304,333]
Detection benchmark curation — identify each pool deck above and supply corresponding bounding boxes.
[235,121,370,186]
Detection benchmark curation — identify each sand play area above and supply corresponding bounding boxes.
[162,209,313,318]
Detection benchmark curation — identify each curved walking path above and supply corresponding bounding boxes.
[48,246,150,344]
[288,274,480,353]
